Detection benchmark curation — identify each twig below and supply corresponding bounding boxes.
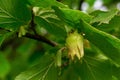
[24,33,58,47]
[0,9,59,47]
[0,27,58,47]
[28,9,58,47]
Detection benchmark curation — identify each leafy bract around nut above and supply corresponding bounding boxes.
[66,31,84,60]
[18,26,27,37]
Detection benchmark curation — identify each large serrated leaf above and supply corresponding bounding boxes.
[73,52,112,80]
[94,15,120,32]
[15,54,57,80]
[60,65,80,80]
[33,8,67,37]
[81,20,120,66]
[90,9,119,24]
[53,6,92,26]
[0,0,31,30]
[35,16,66,37]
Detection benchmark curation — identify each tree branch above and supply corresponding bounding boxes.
[0,8,59,47]
[0,28,58,47]
[24,33,58,47]
[29,9,58,47]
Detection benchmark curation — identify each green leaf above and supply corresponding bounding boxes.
[112,65,120,80]
[15,54,57,80]
[0,0,31,30]
[60,65,80,80]
[94,15,120,32]
[0,30,12,46]
[102,0,119,6]
[34,8,67,37]
[53,6,92,26]
[35,16,66,37]
[73,53,112,80]
[0,53,10,79]
[102,0,112,5]
[81,20,120,66]
[90,9,119,24]
[0,36,5,46]
[85,0,96,6]
[29,0,55,8]
[28,0,67,8]
[112,76,118,80]
[60,0,73,8]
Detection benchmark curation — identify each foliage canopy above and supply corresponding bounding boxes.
[0,0,120,80]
